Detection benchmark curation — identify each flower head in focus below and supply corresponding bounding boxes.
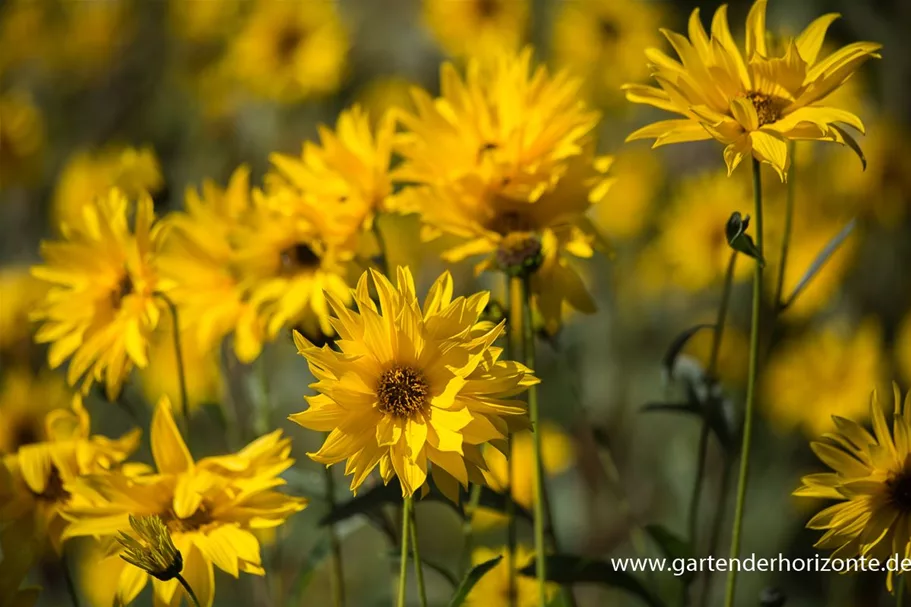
[796,385,911,591]
[624,0,882,180]
[228,0,347,103]
[289,267,536,498]
[0,91,45,187]
[422,0,528,59]
[118,515,183,581]
[31,188,167,399]
[763,320,885,436]
[466,545,557,607]
[62,397,306,607]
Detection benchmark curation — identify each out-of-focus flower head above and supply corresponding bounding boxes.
[0,267,48,361]
[289,267,537,499]
[395,48,611,333]
[422,0,528,60]
[795,385,911,592]
[0,91,45,187]
[591,148,663,241]
[50,0,131,81]
[62,397,306,607]
[624,0,881,180]
[466,545,557,607]
[2,395,140,552]
[355,76,417,128]
[0,0,50,74]
[651,170,753,292]
[685,325,750,387]
[169,0,243,44]
[763,319,886,436]
[0,368,72,456]
[227,0,348,103]
[32,188,168,400]
[553,0,664,103]
[52,146,163,232]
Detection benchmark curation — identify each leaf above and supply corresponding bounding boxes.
[644,524,692,562]
[781,218,856,311]
[447,556,503,607]
[661,324,714,377]
[640,402,700,416]
[725,212,764,266]
[518,555,666,607]
[319,481,401,526]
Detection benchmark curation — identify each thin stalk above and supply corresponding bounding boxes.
[507,276,524,607]
[461,482,483,574]
[176,572,202,607]
[397,497,414,607]
[410,506,428,607]
[899,575,906,607]
[521,275,547,607]
[699,461,732,607]
[62,549,82,607]
[723,158,764,607]
[324,465,346,607]
[157,294,190,434]
[773,142,797,310]
[372,214,390,276]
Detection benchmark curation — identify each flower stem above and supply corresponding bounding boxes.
[774,142,796,309]
[324,465,346,607]
[898,575,906,606]
[176,572,202,607]
[700,460,732,607]
[397,496,414,607]
[723,158,764,607]
[520,275,547,607]
[410,506,428,607]
[62,548,82,607]
[158,294,190,434]
[507,276,523,607]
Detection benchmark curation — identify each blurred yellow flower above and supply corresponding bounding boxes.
[685,325,750,386]
[763,320,886,436]
[169,0,242,43]
[0,368,72,455]
[63,397,306,607]
[51,0,131,80]
[795,385,911,591]
[32,189,167,399]
[466,545,556,607]
[2,396,140,552]
[625,0,881,180]
[591,149,662,241]
[52,146,163,232]
[898,314,911,385]
[0,91,44,187]
[652,170,753,292]
[228,0,347,103]
[0,0,50,74]
[355,76,417,127]
[0,266,48,357]
[423,0,528,59]
[289,267,536,498]
[552,0,663,103]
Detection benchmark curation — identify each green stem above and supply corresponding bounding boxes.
[699,461,732,607]
[62,548,82,607]
[521,275,547,607]
[410,505,428,607]
[176,572,202,607]
[899,575,906,607]
[372,214,390,276]
[397,497,414,607]
[723,158,764,607]
[325,465,346,607]
[157,294,190,434]
[774,142,797,310]
[461,481,483,574]
[507,276,523,607]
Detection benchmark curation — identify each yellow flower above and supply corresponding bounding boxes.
[355,76,416,127]
[169,0,242,43]
[422,0,528,59]
[227,0,347,103]
[898,314,911,385]
[0,368,72,455]
[289,267,537,498]
[1,395,140,552]
[552,0,664,103]
[159,166,265,363]
[685,325,750,386]
[0,0,50,74]
[52,146,162,232]
[591,148,663,241]
[652,170,753,291]
[763,320,886,436]
[0,91,44,187]
[624,0,881,180]
[62,397,306,607]
[0,266,48,358]
[795,385,911,591]
[31,188,167,399]
[50,0,131,80]
[466,545,556,607]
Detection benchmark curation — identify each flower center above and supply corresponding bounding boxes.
[476,0,499,18]
[487,210,534,236]
[495,231,544,277]
[377,365,430,418]
[280,243,321,275]
[34,466,70,503]
[887,467,911,513]
[598,18,620,42]
[10,419,40,451]
[277,26,305,61]
[111,274,134,308]
[163,505,214,533]
[745,92,783,127]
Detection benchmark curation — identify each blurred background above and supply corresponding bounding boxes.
[1,0,909,606]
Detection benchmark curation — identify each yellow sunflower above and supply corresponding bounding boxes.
[227,0,347,103]
[466,545,556,607]
[422,0,528,59]
[0,266,48,360]
[796,385,911,591]
[31,188,167,399]
[62,396,306,607]
[0,368,72,455]
[1,395,140,552]
[0,90,45,187]
[289,266,537,498]
[624,0,881,180]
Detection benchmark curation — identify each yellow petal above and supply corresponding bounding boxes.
[151,396,194,474]
[749,130,789,181]
[796,13,840,64]
[117,560,148,605]
[745,0,768,59]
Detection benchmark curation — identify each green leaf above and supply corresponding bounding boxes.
[780,218,856,311]
[519,554,666,607]
[644,524,692,562]
[661,324,714,377]
[447,556,503,607]
[725,212,764,266]
[389,551,460,587]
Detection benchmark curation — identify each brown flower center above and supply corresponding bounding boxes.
[111,274,134,308]
[598,18,620,42]
[377,365,429,418]
[476,0,499,18]
[10,420,40,451]
[745,92,784,127]
[34,466,70,503]
[887,467,911,513]
[163,505,215,533]
[277,26,305,61]
[280,243,321,275]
